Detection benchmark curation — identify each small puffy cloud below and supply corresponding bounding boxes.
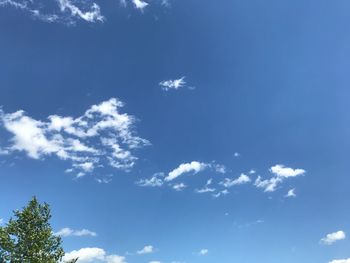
[172,183,187,191]
[160,77,186,91]
[132,0,148,10]
[149,261,161,263]
[270,164,305,178]
[249,169,256,174]
[285,188,296,198]
[137,245,154,254]
[329,259,350,263]
[165,161,208,182]
[233,152,240,157]
[0,218,3,225]
[55,228,97,237]
[0,0,104,24]
[255,165,305,192]
[198,249,208,255]
[212,163,226,174]
[321,231,346,245]
[136,173,164,187]
[63,247,126,263]
[0,98,149,179]
[220,173,251,188]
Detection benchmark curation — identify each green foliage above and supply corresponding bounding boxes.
[0,197,66,263]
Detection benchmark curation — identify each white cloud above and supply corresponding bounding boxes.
[0,98,149,179]
[136,173,164,187]
[137,245,154,254]
[270,164,305,178]
[137,162,225,191]
[55,227,97,237]
[105,255,127,263]
[233,152,240,157]
[254,176,281,192]
[165,161,208,182]
[149,261,161,263]
[220,173,251,188]
[0,218,3,225]
[195,179,215,193]
[172,183,187,191]
[57,0,104,22]
[132,0,148,10]
[321,231,346,245]
[63,247,106,262]
[249,169,256,174]
[0,0,104,24]
[63,247,126,263]
[285,188,296,198]
[212,163,226,174]
[195,187,215,193]
[159,77,186,91]
[329,259,350,263]
[198,249,208,255]
[254,165,305,192]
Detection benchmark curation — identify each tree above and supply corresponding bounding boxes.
[0,197,77,263]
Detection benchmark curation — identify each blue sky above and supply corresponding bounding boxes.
[0,0,350,262]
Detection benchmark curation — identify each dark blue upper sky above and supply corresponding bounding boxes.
[0,0,350,262]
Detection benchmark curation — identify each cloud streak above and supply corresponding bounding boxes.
[0,0,104,24]
[55,227,97,237]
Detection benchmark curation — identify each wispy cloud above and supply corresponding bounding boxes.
[137,245,155,254]
[54,227,97,237]
[212,189,229,198]
[159,77,187,91]
[285,188,296,198]
[172,183,187,191]
[219,173,251,188]
[0,98,149,179]
[198,249,208,256]
[320,231,346,245]
[63,247,126,263]
[254,165,305,192]
[329,259,350,263]
[57,0,104,22]
[165,161,209,182]
[0,0,104,24]
[195,179,215,193]
[136,173,164,187]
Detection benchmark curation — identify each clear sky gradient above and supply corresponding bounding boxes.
[0,0,350,263]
